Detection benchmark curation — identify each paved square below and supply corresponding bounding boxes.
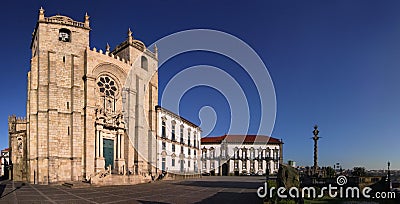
[0,176,265,203]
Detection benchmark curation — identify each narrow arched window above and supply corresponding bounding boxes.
[171,124,176,141]
[180,127,184,144]
[161,120,166,138]
[193,132,197,148]
[141,56,148,70]
[187,130,191,146]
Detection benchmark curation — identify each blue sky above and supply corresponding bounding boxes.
[1,1,399,170]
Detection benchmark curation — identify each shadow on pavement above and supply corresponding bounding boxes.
[195,191,263,204]
[175,180,261,189]
[137,200,171,204]
[0,182,25,199]
[0,183,5,197]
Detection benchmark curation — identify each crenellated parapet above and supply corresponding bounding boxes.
[8,115,27,133]
[8,115,27,124]
[88,47,133,66]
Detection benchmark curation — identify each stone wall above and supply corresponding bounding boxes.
[8,115,27,181]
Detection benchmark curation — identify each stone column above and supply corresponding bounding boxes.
[117,134,121,159]
[99,132,103,157]
[113,135,117,161]
[218,160,222,175]
[95,130,99,158]
[120,132,124,159]
[95,128,105,172]
[97,130,100,158]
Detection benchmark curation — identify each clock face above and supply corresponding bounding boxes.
[59,31,70,42]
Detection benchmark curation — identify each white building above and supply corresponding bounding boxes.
[156,106,201,175]
[288,160,296,168]
[1,148,10,177]
[201,135,283,176]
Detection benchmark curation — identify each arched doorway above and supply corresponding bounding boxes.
[103,139,114,169]
[222,162,229,176]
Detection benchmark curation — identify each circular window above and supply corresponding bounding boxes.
[97,76,117,96]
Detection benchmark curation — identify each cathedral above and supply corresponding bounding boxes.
[8,8,283,185]
[8,8,160,184]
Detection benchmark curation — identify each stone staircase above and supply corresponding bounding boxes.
[89,169,152,186]
[62,181,92,188]
[92,174,151,186]
[162,172,201,181]
[61,171,199,187]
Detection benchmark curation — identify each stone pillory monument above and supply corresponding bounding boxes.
[8,8,159,184]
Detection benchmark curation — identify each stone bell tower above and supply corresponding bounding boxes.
[11,7,159,185]
[27,7,90,184]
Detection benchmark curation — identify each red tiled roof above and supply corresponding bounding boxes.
[201,135,282,144]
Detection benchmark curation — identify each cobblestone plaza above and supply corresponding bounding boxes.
[0,176,264,203]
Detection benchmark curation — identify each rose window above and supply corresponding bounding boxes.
[97,76,117,96]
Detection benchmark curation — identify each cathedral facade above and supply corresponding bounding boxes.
[8,8,159,184]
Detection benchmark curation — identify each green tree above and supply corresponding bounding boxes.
[352,167,366,176]
[326,166,335,178]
